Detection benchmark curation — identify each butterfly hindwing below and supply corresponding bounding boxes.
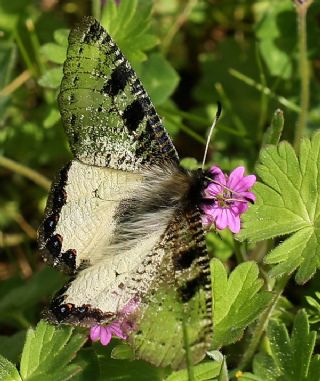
[45,206,211,368]
[130,207,212,369]
[59,16,178,170]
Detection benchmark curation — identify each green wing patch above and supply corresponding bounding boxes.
[130,208,212,369]
[59,16,178,171]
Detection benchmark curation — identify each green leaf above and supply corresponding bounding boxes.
[238,133,320,283]
[40,43,66,64]
[136,53,180,105]
[111,343,134,360]
[54,29,69,46]
[165,361,223,381]
[0,267,65,317]
[211,259,271,348]
[0,331,26,363]
[38,67,63,89]
[249,310,320,381]
[43,108,60,128]
[252,353,279,381]
[255,0,295,79]
[101,0,158,64]
[206,230,234,262]
[0,355,21,381]
[19,320,86,381]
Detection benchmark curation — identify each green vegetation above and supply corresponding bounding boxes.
[1,0,320,380]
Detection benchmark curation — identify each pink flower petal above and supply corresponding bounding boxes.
[226,210,241,233]
[232,175,256,193]
[227,166,245,190]
[215,208,228,230]
[232,202,248,215]
[90,325,101,341]
[109,322,127,339]
[121,297,140,316]
[209,166,226,185]
[100,327,112,346]
[204,183,223,197]
[241,191,256,202]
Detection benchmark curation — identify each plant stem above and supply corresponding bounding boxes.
[0,156,51,190]
[237,273,290,370]
[92,0,101,20]
[14,30,36,77]
[293,1,312,150]
[162,0,198,54]
[0,70,31,96]
[229,69,301,113]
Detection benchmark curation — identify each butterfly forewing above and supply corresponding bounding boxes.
[59,16,178,170]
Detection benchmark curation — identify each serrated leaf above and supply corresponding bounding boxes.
[40,43,66,64]
[238,133,320,283]
[249,310,320,381]
[165,361,222,381]
[0,355,21,381]
[38,67,63,89]
[101,0,158,64]
[211,259,271,348]
[20,320,86,381]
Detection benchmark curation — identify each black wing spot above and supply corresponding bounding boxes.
[123,99,145,132]
[42,214,59,239]
[62,249,77,271]
[179,273,208,302]
[102,63,131,96]
[46,234,63,257]
[173,247,199,271]
[70,114,76,126]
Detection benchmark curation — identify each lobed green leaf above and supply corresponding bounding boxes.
[19,320,86,381]
[211,259,271,348]
[0,355,21,381]
[238,133,320,283]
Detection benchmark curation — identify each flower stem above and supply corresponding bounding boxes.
[237,273,290,370]
[0,156,51,190]
[293,1,313,151]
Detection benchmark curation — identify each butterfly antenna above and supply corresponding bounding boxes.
[201,101,222,169]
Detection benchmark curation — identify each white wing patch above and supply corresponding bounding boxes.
[62,230,166,315]
[39,160,142,271]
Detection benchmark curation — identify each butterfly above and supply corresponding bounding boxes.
[38,16,212,370]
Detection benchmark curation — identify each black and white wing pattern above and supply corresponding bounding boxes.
[38,16,212,369]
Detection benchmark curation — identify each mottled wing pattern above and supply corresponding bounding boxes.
[59,16,178,171]
[128,208,212,369]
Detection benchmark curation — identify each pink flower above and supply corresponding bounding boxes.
[201,166,256,234]
[89,296,140,346]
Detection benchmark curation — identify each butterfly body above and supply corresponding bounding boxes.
[39,16,212,369]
